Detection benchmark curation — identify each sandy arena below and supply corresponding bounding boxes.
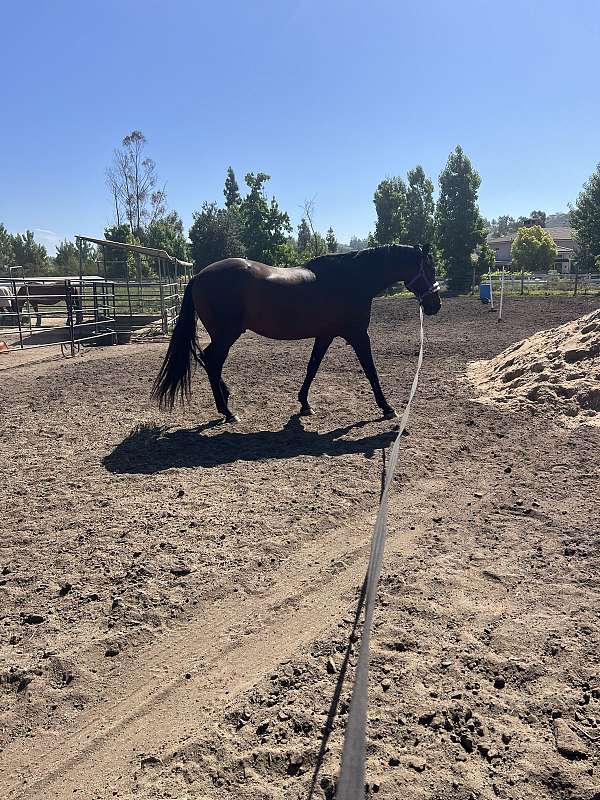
[1,295,599,800]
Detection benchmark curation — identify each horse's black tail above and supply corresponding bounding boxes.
[151,278,203,410]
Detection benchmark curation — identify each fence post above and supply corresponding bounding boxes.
[66,281,76,357]
[126,274,133,327]
[573,261,579,296]
[520,265,524,295]
[111,282,117,339]
[12,278,24,350]
[498,266,505,323]
[93,282,99,335]
[136,252,142,313]
[157,257,167,334]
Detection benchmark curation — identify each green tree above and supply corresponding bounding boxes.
[435,146,486,291]
[494,215,518,236]
[107,130,165,238]
[12,230,49,274]
[189,202,246,270]
[0,223,15,269]
[349,235,369,251]
[373,177,407,244]
[477,243,496,280]
[104,224,138,280]
[511,225,557,292]
[54,239,98,275]
[516,215,534,228]
[239,172,291,264]
[308,232,327,258]
[54,240,78,272]
[146,211,189,261]
[297,218,311,253]
[326,226,337,253]
[546,211,570,227]
[570,163,600,272]
[296,216,326,260]
[529,210,546,227]
[405,165,435,246]
[273,239,300,266]
[224,166,242,209]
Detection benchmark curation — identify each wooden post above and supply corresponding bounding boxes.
[573,260,579,296]
[489,264,494,310]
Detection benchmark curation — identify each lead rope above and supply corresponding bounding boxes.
[337,306,425,799]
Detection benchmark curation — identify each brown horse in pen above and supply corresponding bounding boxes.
[152,244,441,422]
[13,283,83,327]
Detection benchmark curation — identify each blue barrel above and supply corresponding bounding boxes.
[479,282,492,303]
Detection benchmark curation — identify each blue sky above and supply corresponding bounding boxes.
[1,0,599,254]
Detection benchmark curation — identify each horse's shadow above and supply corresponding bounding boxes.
[103,415,397,474]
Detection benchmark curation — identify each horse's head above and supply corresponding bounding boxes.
[404,244,441,316]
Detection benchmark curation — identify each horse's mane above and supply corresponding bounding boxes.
[304,245,391,277]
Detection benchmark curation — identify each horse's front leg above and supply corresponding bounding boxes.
[346,330,395,419]
[298,336,333,415]
[33,303,42,328]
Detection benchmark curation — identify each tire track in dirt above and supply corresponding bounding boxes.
[1,483,438,800]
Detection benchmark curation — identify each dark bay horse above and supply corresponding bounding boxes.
[152,244,441,422]
[13,283,83,327]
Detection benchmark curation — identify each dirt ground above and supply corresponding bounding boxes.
[1,295,599,800]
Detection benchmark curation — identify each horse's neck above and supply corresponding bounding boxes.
[369,249,417,295]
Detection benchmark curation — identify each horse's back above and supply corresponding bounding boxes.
[192,257,365,340]
[198,258,315,284]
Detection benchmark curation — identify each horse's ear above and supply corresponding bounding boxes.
[422,243,430,258]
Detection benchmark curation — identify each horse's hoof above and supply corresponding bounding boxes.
[299,405,314,417]
[225,414,240,424]
[383,409,397,420]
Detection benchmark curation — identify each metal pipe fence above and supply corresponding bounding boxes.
[112,280,180,334]
[0,277,117,355]
[481,272,600,295]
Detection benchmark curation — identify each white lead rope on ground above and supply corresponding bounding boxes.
[337,306,425,799]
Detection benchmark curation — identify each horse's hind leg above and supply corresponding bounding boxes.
[203,333,241,422]
[201,343,227,416]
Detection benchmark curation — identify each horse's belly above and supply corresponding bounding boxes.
[248,318,316,340]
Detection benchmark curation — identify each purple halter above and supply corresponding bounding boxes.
[405,259,440,302]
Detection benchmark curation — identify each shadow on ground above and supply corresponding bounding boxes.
[103,415,397,473]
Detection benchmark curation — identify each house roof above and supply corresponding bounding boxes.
[487,226,574,245]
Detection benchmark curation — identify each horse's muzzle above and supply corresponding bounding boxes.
[421,292,442,316]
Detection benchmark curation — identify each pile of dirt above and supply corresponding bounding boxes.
[468,308,600,425]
